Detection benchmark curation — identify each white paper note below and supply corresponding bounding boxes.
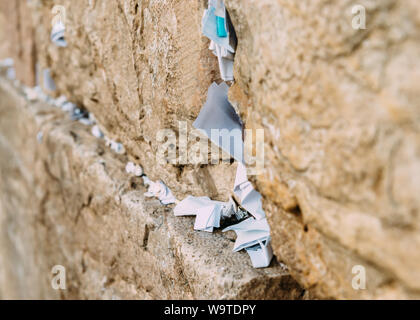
[245,240,274,268]
[43,69,56,92]
[37,131,43,143]
[223,217,271,252]
[125,162,143,177]
[6,67,16,80]
[105,137,126,155]
[209,41,234,81]
[91,125,104,139]
[51,21,67,47]
[223,217,273,268]
[233,163,266,220]
[203,0,236,81]
[71,107,88,121]
[174,196,214,216]
[193,82,244,163]
[209,40,234,60]
[78,118,93,126]
[0,58,14,68]
[144,180,176,205]
[62,102,76,113]
[54,95,68,108]
[194,204,223,232]
[202,6,235,53]
[174,196,226,232]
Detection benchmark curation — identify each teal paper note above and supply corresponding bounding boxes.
[216,16,227,37]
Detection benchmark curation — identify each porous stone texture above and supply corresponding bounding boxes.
[225,0,420,299]
[0,1,36,86]
[0,78,303,299]
[0,13,8,59]
[0,0,419,299]
[30,0,233,201]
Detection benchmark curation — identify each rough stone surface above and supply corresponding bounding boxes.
[0,0,420,299]
[225,0,420,299]
[0,0,36,86]
[0,78,303,299]
[30,0,233,202]
[0,12,9,59]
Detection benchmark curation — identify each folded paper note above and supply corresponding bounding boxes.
[223,217,270,251]
[125,162,143,177]
[194,203,223,232]
[43,69,56,92]
[144,180,176,205]
[209,41,234,81]
[174,196,215,216]
[174,196,226,232]
[78,118,93,126]
[51,21,67,47]
[6,67,16,80]
[54,95,68,108]
[219,196,250,227]
[62,101,77,113]
[245,240,274,268]
[202,0,237,81]
[0,58,14,68]
[2,57,15,80]
[91,125,104,139]
[88,113,97,124]
[71,107,88,121]
[202,6,235,53]
[193,82,244,162]
[37,131,43,143]
[210,0,226,17]
[104,137,125,154]
[174,195,251,233]
[209,40,234,60]
[223,217,273,268]
[111,142,125,154]
[234,163,266,220]
[25,86,50,103]
[173,167,271,266]
[24,87,40,101]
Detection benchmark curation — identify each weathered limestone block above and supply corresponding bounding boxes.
[226,0,420,298]
[0,77,303,299]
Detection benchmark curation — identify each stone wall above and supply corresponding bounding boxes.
[0,0,419,299]
[0,77,303,299]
